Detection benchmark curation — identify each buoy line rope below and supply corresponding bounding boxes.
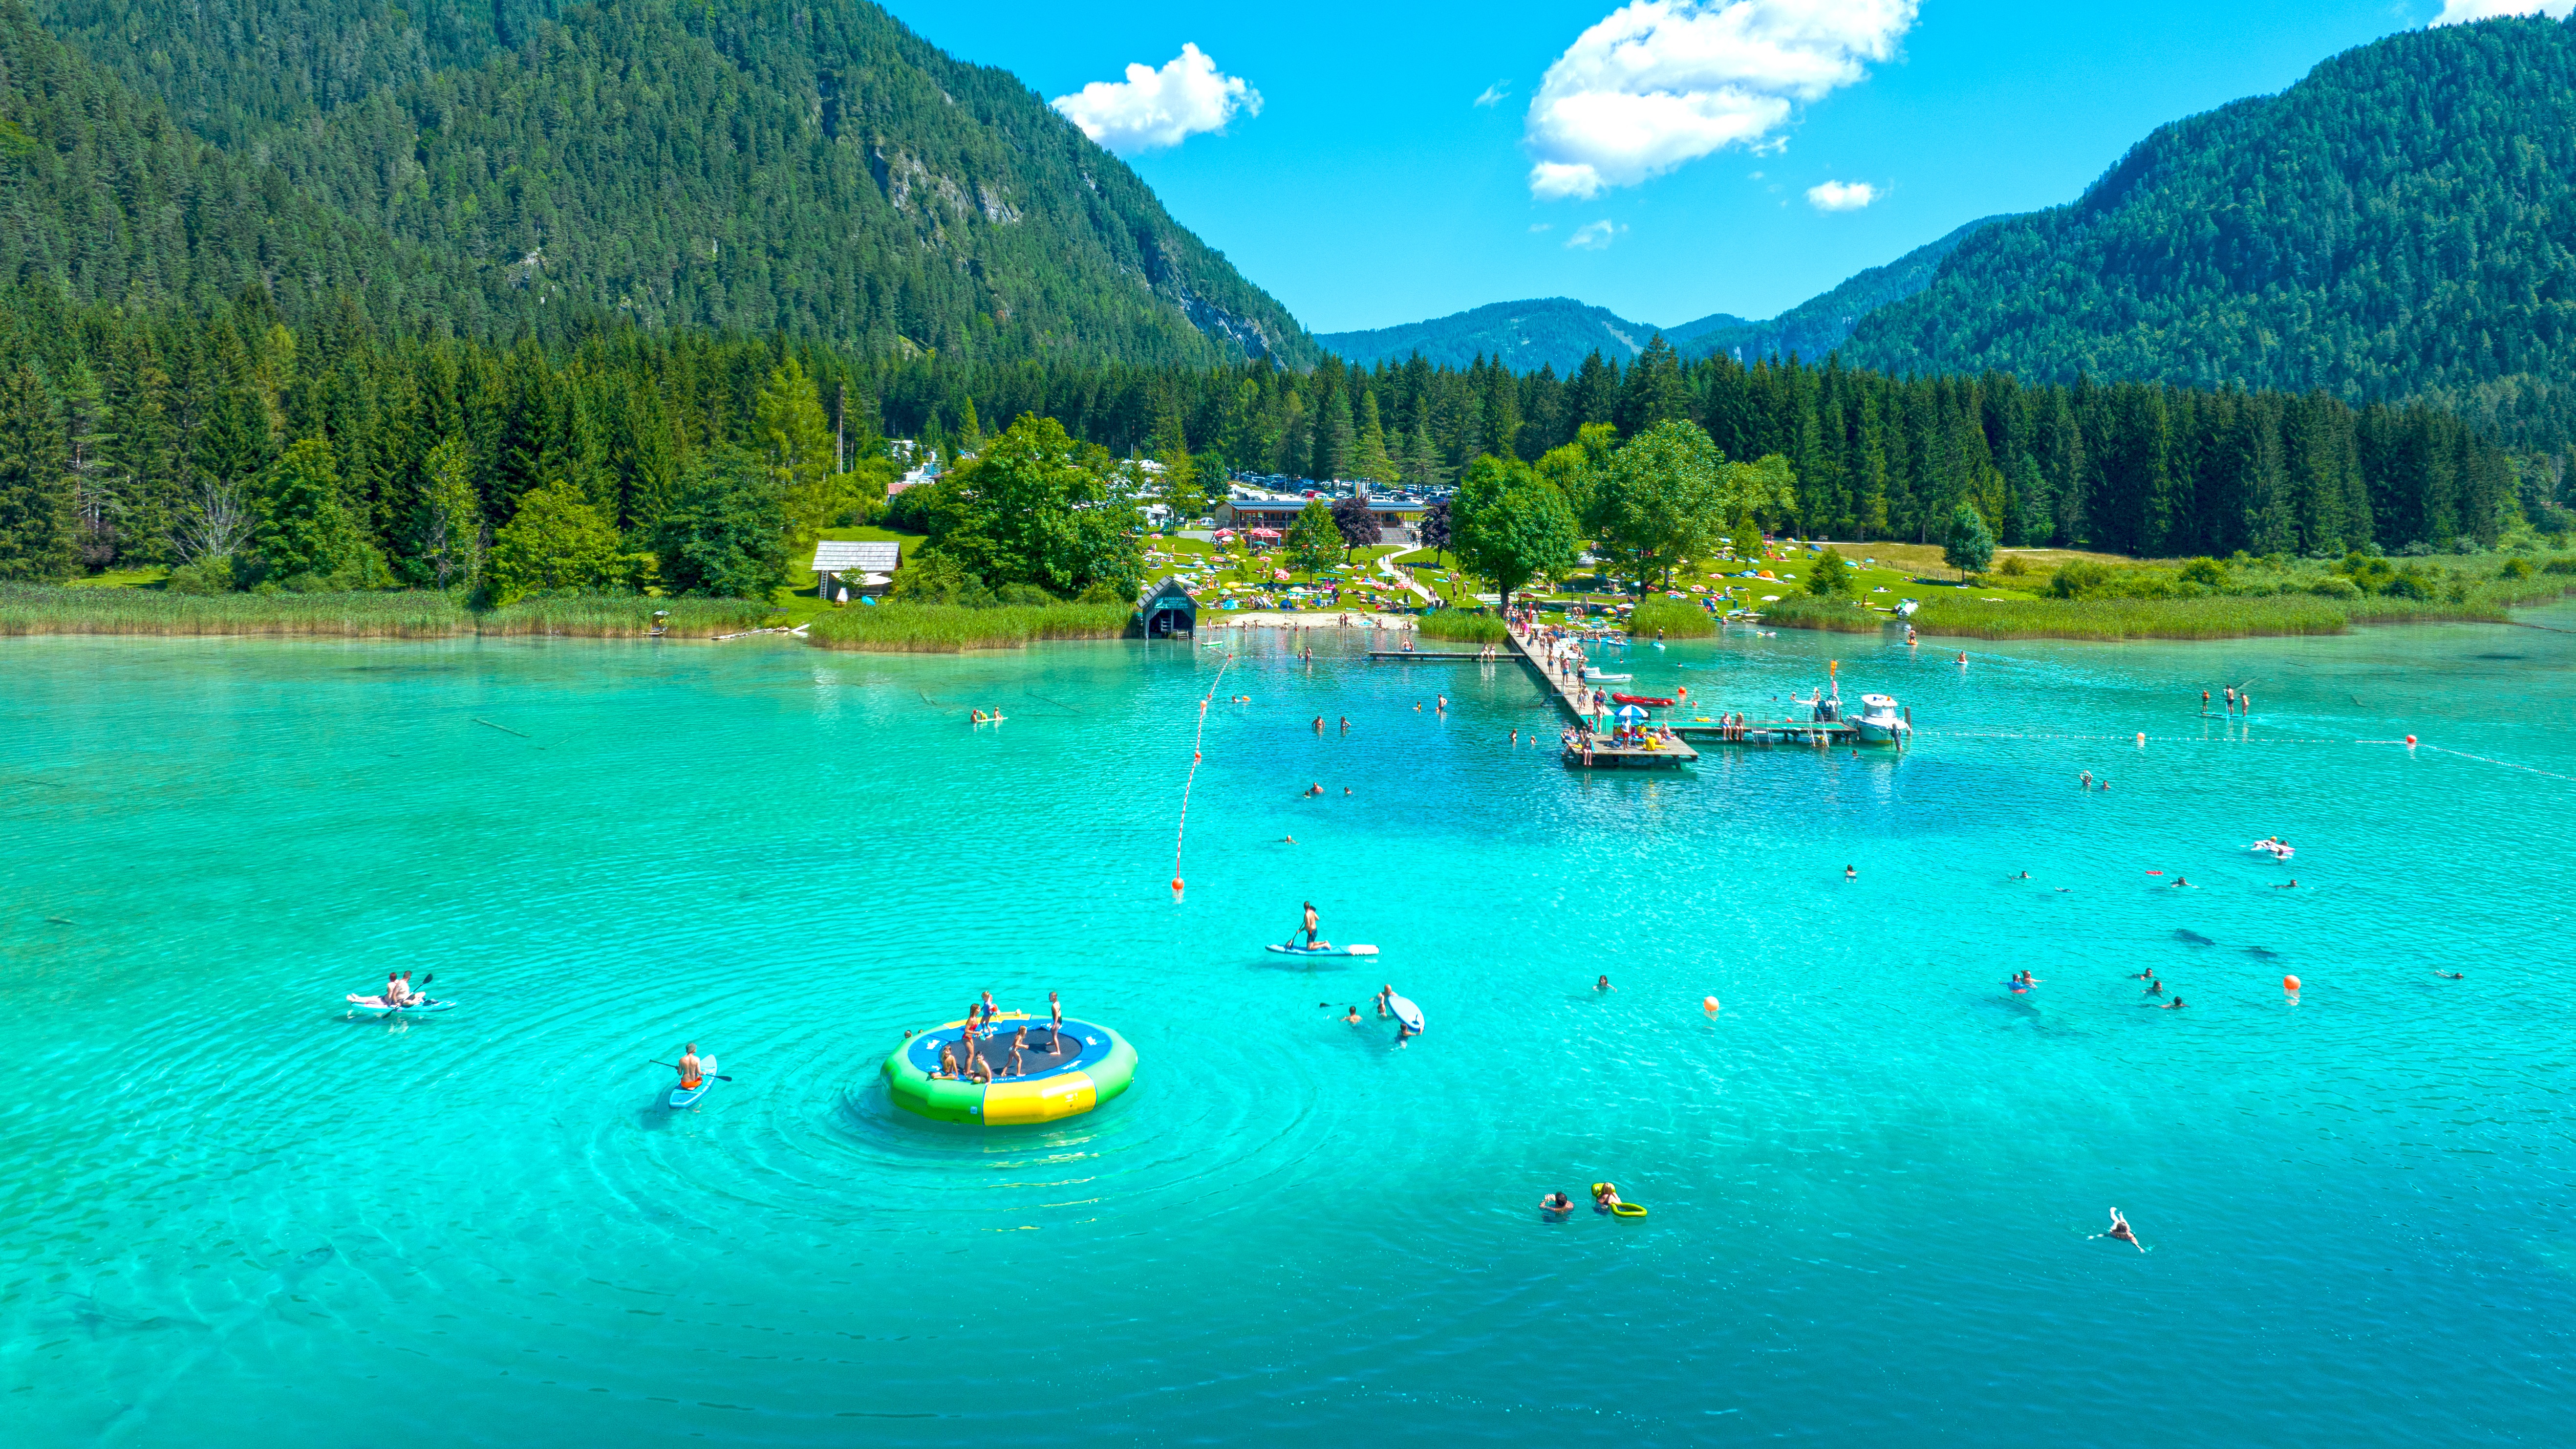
[1170,645,1237,892]
[2415,743,2576,785]
[1917,732,2403,744]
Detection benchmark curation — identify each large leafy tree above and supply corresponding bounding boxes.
[0,365,77,582]
[486,478,629,604]
[1330,494,1382,561]
[653,449,791,599]
[1594,419,1795,592]
[1944,503,1997,579]
[922,414,1143,599]
[1286,498,1342,571]
[1450,454,1580,610]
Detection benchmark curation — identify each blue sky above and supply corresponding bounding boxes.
[887,1,2550,334]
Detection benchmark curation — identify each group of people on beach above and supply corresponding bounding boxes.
[929,991,1070,1082]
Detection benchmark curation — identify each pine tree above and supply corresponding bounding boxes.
[1351,391,1398,484]
[0,365,77,582]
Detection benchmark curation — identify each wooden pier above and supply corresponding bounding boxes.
[1673,720,1864,748]
[1503,623,1698,769]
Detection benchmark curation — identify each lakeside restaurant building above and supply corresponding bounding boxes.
[1214,491,1428,541]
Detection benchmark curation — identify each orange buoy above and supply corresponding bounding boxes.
[2283,975,2301,992]
[2405,735,2416,746]
[1702,995,1720,1012]
[1171,878,1184,892]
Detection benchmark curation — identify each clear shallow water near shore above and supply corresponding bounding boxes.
[4,612,2575,1447]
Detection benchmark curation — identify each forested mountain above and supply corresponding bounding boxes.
[1678,215,2010,365]
[14,0,1310,366]
[1322,215,2003,375]
[1317,298,1685,372]
[1844,15,2576,448]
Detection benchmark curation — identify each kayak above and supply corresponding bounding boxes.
[345,995,455,1017]
[1608,693,1675,707]
[1267,943,1379,957]
[669,1056,719,1109]
[1386,992,1425,1033]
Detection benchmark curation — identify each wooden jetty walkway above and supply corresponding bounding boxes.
[1503,623,1697,770]
[1673,720,1861,748]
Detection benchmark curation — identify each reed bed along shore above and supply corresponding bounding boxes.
[477,597,769,637]
[1416,611,1507,644]
[1763,579,2576,642]
[801,601,1133,652]
[0,586,470,637]
[1628,597,1718,638]
[0,588,778,639]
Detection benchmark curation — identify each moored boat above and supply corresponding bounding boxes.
[1855,693,1910,744]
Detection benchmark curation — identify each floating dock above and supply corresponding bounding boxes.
[1672,721,1863,748]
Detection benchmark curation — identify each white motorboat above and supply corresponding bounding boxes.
[1581,665,1633,683]
[1855,693,1910,744]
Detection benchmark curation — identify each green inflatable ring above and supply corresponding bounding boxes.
[884,1014,1136,1125]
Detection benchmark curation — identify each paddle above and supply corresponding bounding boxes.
[650,1061,735,1082]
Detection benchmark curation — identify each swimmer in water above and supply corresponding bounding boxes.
[2145,978,2164,996]
[1845,865,1857,880]
[2095,1208,2144,1252]
[2015,871,2031,880]
[1314,716,1325,734]
[1957,652,1968,666]
[2432,970,2463,980]
[2080,771,2093,789]
[1340,716,1350,733]
[1596,975,1614,992]
[2275,879,2298,889]
[1306,783,1325,797]
[1511,729,1519,745]
[2161,996,2187,1009]
[1343,786,1352,796]
[2172,875,2189,888]
[1542,1191,1576,1216]
[1344,1005,1362,1024]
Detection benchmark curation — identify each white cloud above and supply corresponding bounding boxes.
[1567,219,1627,250]
[2432,0,2573,23]
[1476,81,1511,108]
[1805,179,1874,211]
[1529,222,1555,232]
[1052,43,1262,154]
[1524,0,1917,199]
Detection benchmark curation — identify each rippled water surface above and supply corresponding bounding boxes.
[5,613,2575,1447]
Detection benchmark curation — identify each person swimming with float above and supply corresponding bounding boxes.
[1592,1183,1627,1212]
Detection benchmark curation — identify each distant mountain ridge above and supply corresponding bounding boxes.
[1842,14,2576,446]
[17,0,1311,365]
[1315,298,1680,372]
[1318,216,2007,374]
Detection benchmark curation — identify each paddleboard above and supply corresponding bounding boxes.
[1386,992,1424,1033]
[344,995,456,1017]
[669,1056,718,1109]
[1265,943,1379,957]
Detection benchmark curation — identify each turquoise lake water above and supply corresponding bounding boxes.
[5,612,2575,1446]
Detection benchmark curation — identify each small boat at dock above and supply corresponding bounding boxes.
[1581,666,1632,683]
[1609,693,1675,707]
[1855,693,1911,744]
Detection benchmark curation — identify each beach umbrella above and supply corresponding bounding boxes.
[1614,705,1648,726]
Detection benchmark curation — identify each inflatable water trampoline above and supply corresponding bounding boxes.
[883,1013,1137,1125]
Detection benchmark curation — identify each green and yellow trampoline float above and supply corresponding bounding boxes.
[883,1012,1137,1125]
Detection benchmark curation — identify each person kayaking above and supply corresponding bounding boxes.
[377,971,404,1007]
[676,1043,705,1093]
